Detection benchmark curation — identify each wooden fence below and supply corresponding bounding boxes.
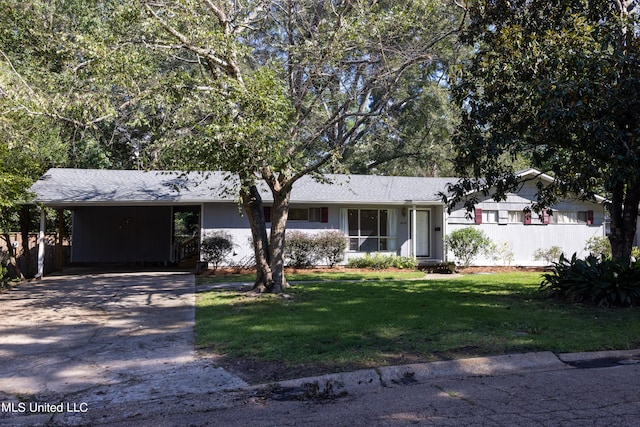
[0,233,71,277]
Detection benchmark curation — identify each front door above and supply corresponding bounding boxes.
[415,210,430,257]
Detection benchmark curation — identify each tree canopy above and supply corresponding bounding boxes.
[134,0,464,291]
[1,0,464,288]
[447,0,640,262]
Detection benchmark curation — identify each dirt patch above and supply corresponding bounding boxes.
[200,353,347,385]
[202,349,492,385]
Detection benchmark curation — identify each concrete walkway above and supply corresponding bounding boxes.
[0,271,247,425]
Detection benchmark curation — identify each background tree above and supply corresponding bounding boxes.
[341,60,459,177]
[446,0,640,263]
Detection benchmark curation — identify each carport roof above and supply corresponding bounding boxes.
[30,168,455,207]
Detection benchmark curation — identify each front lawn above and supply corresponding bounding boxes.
[196,272,640,383]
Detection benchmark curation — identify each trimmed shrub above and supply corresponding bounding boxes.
[285,230,348,268]
[540,253,640,307]
[583,238,640,262]
[285,231,319,267]
[201,232,234,271]
[315,230,347,267]
[444,227,493,267]
[347,253,417,270]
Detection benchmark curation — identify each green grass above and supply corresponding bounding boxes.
[196,272,640,380]
[196,269,426,285]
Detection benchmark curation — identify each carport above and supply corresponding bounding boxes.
[29,169,210,276]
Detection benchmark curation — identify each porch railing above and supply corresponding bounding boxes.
[174,236,200,263]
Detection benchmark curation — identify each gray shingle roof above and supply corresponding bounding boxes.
[30,168,455,206]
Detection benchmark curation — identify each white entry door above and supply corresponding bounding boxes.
[415,210,430,257]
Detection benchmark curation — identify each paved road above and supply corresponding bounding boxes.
[80,359,640,426]
[1,272,639,426]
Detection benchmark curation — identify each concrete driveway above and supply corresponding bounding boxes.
[0,271,246,420]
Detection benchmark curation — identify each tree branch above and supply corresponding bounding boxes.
[143,2,243,83]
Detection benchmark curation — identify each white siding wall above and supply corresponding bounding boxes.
[200,202,345,266]
[446,222,606,266]
[446,181,607,266]
[200,202,446,266]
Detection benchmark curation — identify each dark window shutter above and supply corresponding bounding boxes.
[474,208,483,224]
[587,210,594,225]
[524,211,532,225]
[264,206,271,223]
[321,207,329,223]
[543,211,550,225]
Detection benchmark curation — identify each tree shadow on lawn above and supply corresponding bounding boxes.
[197,275,559,384]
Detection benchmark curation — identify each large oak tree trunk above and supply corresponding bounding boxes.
[608,179,640,264]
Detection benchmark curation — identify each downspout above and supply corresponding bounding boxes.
[36,207,46,279]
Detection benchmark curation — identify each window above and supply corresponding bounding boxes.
[508,211,524,223]
[288,208,309,221]
[308,207,322,222]
[265,207,328,223]
[552,210,594,225]
[482,210,498,223]
[343,209,397,252]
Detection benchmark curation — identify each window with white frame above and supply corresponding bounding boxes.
[508,210,524,223]
[342,208,397,252]
[554,211,589,224]
[482,210,498,223]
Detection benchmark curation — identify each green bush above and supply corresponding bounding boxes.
[0,252,11,289]
[315,230,347,267]
[584,236,612,260]
[286,231,348,268]
[201,232,234,271]
[540,253,640,307]
[285,231,319,267]
[347,253,417,270]
[491,241,515,266]
[444,227,493,267]
[533,246,564,264]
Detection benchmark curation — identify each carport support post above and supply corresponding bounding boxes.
[411,205,417,259]
[36,207,46,279]
[55,209,64,270]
